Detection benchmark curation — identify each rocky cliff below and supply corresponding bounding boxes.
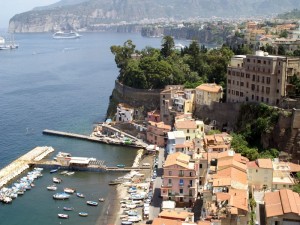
[9,0,300,33]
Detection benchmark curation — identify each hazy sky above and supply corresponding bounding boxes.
[1,0,59,29]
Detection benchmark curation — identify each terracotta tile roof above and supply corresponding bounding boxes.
[257,158,273,169]
[196,83,222,93]
[229,189,248,211]
[159,210,193,220]
[148,121,171,130]
[197,222,212,225]
[213,177,231,187]
[217,167,248,186]
[152,217,182,225]
[264,189,300,217]
[216,192,231,201]
[288,162,300,172]
[164,152,190,169]
[247,161,259,169]
[175,120,197,129]
[217,157,247,172]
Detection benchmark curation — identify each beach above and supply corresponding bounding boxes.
[96,149,155,225]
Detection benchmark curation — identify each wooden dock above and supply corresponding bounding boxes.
[43,129,147,148]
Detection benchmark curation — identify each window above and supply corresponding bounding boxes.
[278,70,281,74]
[236,91,239,96]
[241,73,244,77]
[252,75,255,81]
[168,179,172,185]
[258,60,261,63]
[262,86,264,93]
[168,171,172,176]
[246,73,250,78]
[252,95,254,100]
[262,76,265,83]
[228,70,231,75]
[256,76,260,82]
[237,81,239,85]
[266,87,270,94]
[190,172,193,176]
[266,77,270,84]
[247,58,250,62]
[246,82,249,88]
[187,129,189,133]
[263,60,266,64]
[251,84,255,91]
[179,179,184,187]
[256,96,259,101]
[241,82,244,86]
[180,189,183,194]
[200,164,202,169]
[240,92,244,97]
[233,80,235,85]
[261,97,264,102]
[179,170,184,176]
[278,79,280,83]
[228,79,231,84]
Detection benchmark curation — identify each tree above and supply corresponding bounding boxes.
[161,36,175,58]
[279,30,288,38]
[278,45,286,55]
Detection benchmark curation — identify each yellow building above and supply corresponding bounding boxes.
[195,83,223,106]
[174,119,204,141]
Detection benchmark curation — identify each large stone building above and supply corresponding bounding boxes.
[227,51,300,106]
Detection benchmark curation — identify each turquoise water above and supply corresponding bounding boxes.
[0,32,169,224]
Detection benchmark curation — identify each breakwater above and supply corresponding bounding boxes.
[0,146,54,188]
[43,128,147,148]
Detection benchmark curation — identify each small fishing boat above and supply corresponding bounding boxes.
[76,192,85,198]
[66,172,75,176]
[53,193,70,200]
[108,179,123,185]
[78,212,88,217]
[121,221,133,225]
[86,201,98,206]
[99,198,105,202]
[47,184,57,191]
[117,164,125,168]
[64,187,76,194]
[50,168,59,173]
[60,171,68,175]
[63,206,74,211]
[58,214,69,219]
[53,177,62,183]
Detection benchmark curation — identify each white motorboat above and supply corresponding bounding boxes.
[53,193,70,200]
[47,185,57,191]
[64,188,76,194]
[53,177,62,183]
[58,214,69,219]
[53,31,81,39]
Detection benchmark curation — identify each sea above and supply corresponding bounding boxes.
[0,32,185,225]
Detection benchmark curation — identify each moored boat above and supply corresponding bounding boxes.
[53,177,62,183]
[117,164,125,168]
[78,212,88,217]
[108,179,123,185]
[50,168,59,173]
[99,198,105,202]
[121,221,133,225]
[58,214,69,219]
[53,31,81,39]
[64,187,76,194]
[76,192,85,198]
[63,206,74,211]
[86,200,98,206]
[53,193,70,200]
[47,184,57,191]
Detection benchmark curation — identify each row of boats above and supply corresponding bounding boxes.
[0,167,43,204]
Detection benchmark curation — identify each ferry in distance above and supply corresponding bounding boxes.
[52,31,81,39]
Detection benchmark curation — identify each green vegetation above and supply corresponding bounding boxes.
[278,9,300,19]
[231,103,280,160]
[111,36,233,89]
[293,172,300,193]
[289,75,300,97]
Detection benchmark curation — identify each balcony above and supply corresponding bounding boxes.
[179,173,184,177]
[179,183,184,187]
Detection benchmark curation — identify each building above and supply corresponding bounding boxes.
[203,133,232,152]
[167,131,186,154]
[227,51,300,106]
[195,83,223,106]
[174,119,205,141]
[146,121,171,147]
[161,152,198,206]
[115,103,134,122]
[264,189,300,225]
[147,109,161,122]
[272,159,295,190]
[247,158,273,191]
[159,210,194,222]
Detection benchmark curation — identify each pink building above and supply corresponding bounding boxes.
[147,110,161,122]
[147,121,171,147]
[161,152,198,207]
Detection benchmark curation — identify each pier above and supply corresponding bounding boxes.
[43,129,148,148]
[0,146,54,188]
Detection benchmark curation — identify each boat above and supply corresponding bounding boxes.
[50,168,59,173]
[53,177,62,183]
[117,164,125,168]
[53,31,81,39]
[64,188,76,194]
[121,221,133,225]
[126,210,138,216]
[66,172,75,176]
[86,201,98,206]
[58,214,69,219]
[108,179,123,185]
[0,35,19,50]
[47,185,57,191]
[53,193,70,200]
[60,171,68,175]
[78,212,88,217]
[99,198,105,202]
[76,192,85,198]
[63,207,74,211]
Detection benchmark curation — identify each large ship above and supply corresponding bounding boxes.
[52,31,81,39]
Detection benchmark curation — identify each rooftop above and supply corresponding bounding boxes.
[175,120,197,129]
[159,210,193,220]
[164,152,192,169]
[257,158,273,169]
[196,83,222,93]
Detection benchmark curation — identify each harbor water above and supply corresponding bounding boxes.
[0,32,169,225]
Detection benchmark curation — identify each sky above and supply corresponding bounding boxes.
[1,0,59,29]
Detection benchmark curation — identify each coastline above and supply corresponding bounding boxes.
[97,149,145,225]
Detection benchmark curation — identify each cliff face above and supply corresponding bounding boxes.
[9,0,300,33]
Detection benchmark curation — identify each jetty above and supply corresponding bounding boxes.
[0,146,54,188]
[43,129,147,149]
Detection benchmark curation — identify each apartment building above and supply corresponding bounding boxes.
[195,83,223,106]
[161,152,198,206]
[174,119,205,141]
[146,121,171,147]
[227,51,300,106]
[115,103,134,122]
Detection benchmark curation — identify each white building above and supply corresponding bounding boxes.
[167,131,186,154]
[115,103,134,122]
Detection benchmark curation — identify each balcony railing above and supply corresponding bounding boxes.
[179,183,184,187]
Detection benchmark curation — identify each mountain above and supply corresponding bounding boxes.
[8,0,300,33]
